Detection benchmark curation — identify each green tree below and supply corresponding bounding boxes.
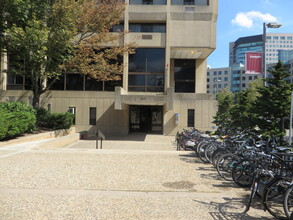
[251,61,293,137]
[213,89,234,135]
[2,0,79,107]
[229,80,261,134]
[1,0,130,108]
[63,0,134,81]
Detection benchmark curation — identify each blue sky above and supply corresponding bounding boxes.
[207,0,293,68]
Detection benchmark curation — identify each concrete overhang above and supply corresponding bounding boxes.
[115,87,174,111]
[170,47,214,59]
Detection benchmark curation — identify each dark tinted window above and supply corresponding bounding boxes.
[187,109,195,127]
[85,77,103,91]
[89,107,96,125]
[48,75,65,90]
[129,48,165,73]
[128,48,165,92]
[66,74,84,90]
[174,59,195,93]
[129,23,166,33]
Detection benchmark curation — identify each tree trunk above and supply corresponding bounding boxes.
[32,91,41,109]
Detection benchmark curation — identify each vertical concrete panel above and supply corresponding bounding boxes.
[196,59,207,93]
[96,98,104,126]
[180,100,187,127]
[55,98,63,113]
[202,100,210,129]
[170,59,175,88]
[195,100,203,128]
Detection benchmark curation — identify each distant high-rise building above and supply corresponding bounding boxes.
[206,67,231,96]
[278,50,293,64]
[229,33,293,67]
[228,33,293,92]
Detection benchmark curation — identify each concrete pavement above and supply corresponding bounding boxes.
[0,134,273,219]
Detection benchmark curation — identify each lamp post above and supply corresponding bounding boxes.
[289,91,293,146]
[263,22,282,86]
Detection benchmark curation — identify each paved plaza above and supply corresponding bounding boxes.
[0,134,273,219]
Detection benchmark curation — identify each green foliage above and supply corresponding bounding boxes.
[213,89,234,135]
[1,0,80,108]
[0,101,36,140]
[214,61,293,138]
[251,61,293,137]
[36,108,74,130]
[0,108,10,140]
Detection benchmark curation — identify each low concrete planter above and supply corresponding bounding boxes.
[0,127,77,148]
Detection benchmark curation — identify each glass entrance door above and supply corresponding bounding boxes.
[129,105,163,134]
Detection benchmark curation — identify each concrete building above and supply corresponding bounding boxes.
[206,67,231,96]
[206,65,259,94]
[0,0,218,136]
[227,33,293,92]
[230,63,260,93]
[230,33,293,67]
[278,50,293,64]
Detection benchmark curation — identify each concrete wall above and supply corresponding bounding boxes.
[0,90,129,136]
[164,93,217,135]
[0,89,216,136]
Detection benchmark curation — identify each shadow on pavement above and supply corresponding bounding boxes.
[82,133,148,142]
[193,196,272,220]
[178,152,205,164]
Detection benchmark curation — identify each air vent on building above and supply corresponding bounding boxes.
[185,7,195,12]
[142,35,153,40]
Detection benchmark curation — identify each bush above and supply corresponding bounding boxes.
[0,101,36,140]
[36,108,51,128]
[36,108,74,130]
[0,108,10,140]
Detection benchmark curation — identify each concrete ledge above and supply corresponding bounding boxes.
[0,127,76,147]
[35,133,80,149]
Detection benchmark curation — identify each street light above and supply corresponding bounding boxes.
[263,22,282,85]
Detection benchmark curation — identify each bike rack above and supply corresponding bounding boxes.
[94,129,105,149]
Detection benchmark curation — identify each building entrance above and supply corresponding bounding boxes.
[129,105,163,134]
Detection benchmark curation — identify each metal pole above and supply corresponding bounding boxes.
[289,91,293,145]
[263,22,267,86]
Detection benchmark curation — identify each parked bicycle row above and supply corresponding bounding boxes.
[176,128,293,220]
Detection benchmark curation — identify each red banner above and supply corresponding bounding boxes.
[245,52,262,74]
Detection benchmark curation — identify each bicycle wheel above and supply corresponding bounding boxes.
[205,143,218,163]
[244,176,258,213]
[263,178,288,219]
[211,148,227,168]
[284,184,293,219]
[216,153,240,181]
[198,142,210,163]
[232,159,255,188]
[196,141,208,156]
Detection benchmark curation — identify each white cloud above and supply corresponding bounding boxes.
[231,11,278,28]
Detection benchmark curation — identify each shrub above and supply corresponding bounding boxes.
[0,108,10,140]
[36,108,51,128]
[36,108,74,130]
[0,101,36,140]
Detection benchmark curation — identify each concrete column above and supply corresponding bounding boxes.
[164,0,171,91]
[123,0,130,91]
[0,51,7,90]
[195,59,207,93]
